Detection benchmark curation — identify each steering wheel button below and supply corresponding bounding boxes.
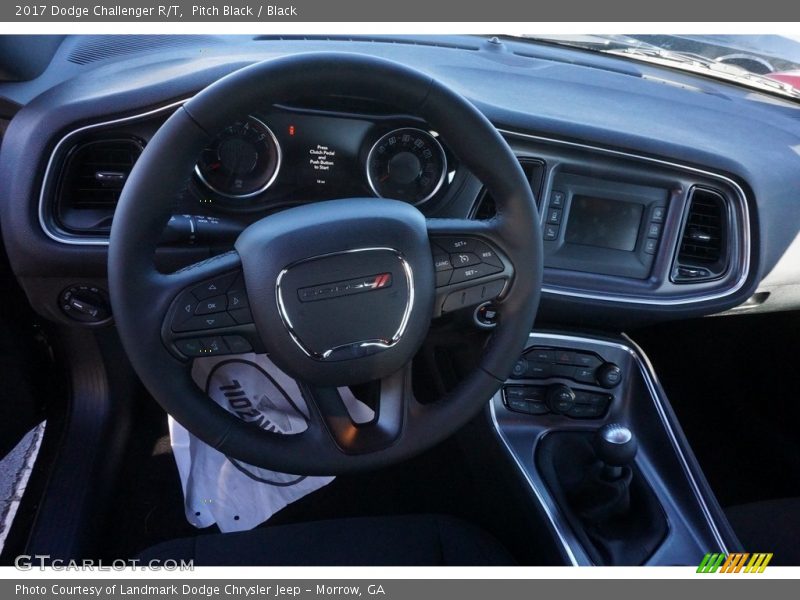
[192,272,239,300]
[173,312,235,332]
[194,294,227,315]
[435,237,475,253]
[175,338,204,357]
[200,337,226,355]
[449,252,480,268]
[450,263,501,284]
[223,335,253,354]
[435,270,452,287]
[433,255,452,271]
[472,242,504,268]
[227,290,249,310]
[229,307,254,324]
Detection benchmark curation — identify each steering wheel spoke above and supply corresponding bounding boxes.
[427,218,514,318]
[302,361,413,455]
[158,251,264,360]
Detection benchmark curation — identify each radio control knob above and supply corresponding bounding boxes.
[596,362,622,388]
[547,384,576,414]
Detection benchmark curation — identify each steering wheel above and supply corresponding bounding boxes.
[108,53,543,475]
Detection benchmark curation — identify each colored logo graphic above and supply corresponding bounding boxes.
[697,553,773,573]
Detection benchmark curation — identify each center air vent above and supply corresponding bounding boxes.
[472,158,546,220]
[55,138,143,234]
[672,187,729,282]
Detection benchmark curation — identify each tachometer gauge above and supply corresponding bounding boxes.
[195,116,281,199]
[366,128,447,205]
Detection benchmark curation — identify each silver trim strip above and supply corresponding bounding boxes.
[488,401,580,566]
[38,99,188,246]
[275,247,415,361]
[193,114,283,199]
[489,331,728,565]
[497,128,753,306]
[365,127,448,206]
[621,333,729,553]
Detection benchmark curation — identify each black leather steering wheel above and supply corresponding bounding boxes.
[108,53,542,475]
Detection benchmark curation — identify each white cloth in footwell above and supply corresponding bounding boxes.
[169,353,373,533]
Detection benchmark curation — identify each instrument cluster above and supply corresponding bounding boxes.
[190,108,456,211]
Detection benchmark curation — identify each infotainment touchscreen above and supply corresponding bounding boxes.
[564,196,644,252]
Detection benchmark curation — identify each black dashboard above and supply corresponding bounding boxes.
[4,34,800,330]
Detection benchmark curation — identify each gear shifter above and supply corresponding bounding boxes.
[594,423,638,481]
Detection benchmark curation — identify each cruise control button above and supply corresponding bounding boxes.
[192,272,239,300]
[436,270,452,287]
[450,252,481,268]
[227,290,249,310]
[472,241,504,268]
[173,312,235,332]
[434,238,475,253]
[195,294,227,315]
[450,263,503,284]
[433,255,452,271]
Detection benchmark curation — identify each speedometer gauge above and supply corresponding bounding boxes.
[366,128,447,205]
[195,116,281,199]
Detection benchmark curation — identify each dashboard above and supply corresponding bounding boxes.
[4,35,800,330]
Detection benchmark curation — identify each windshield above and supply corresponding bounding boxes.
[507,34,800,100]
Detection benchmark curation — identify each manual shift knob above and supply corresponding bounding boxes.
[594,423,638,479]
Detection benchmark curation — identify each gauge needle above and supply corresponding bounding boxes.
[209,162,221,171]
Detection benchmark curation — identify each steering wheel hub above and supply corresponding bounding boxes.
[236,198,434,386]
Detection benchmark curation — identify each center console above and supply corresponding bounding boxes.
[490,331,737,565]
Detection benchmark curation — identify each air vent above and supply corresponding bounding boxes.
[472,158,546,220]
[67,35,220,65]
[55,138,143,233]
[672,187,728,282]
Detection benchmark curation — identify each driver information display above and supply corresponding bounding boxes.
[565,195,644,252]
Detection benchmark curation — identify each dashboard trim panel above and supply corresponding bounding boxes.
[37,102,752,310]
[37,99,188,247]
[498,128,752,306]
